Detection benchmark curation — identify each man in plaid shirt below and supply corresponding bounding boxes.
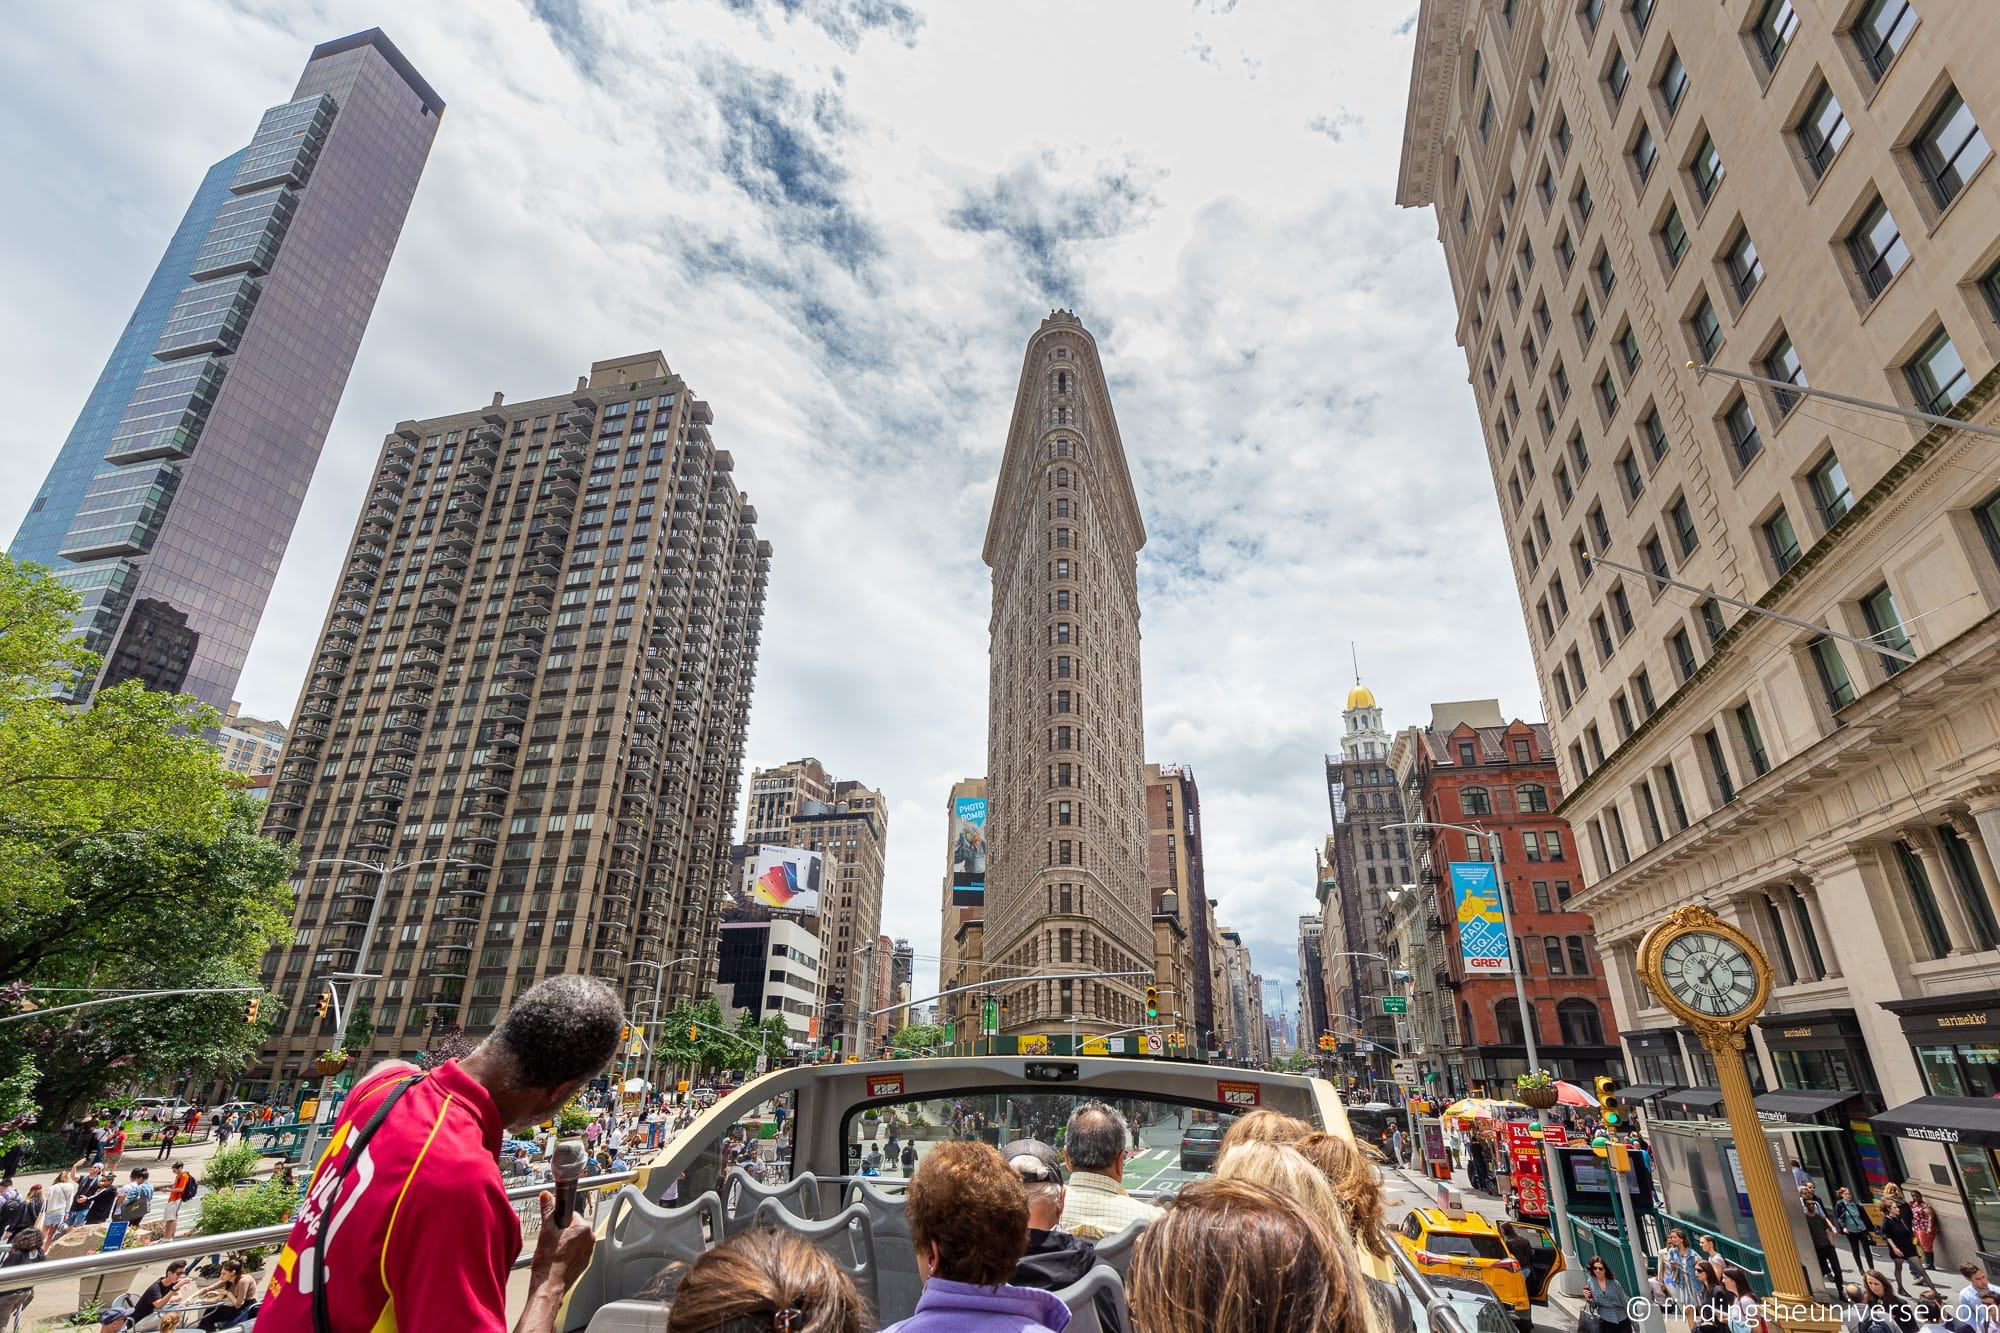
[1056,1102,1161,1241]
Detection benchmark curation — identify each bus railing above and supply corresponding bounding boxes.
[0,1170,638,1294]
[1386,1229,1478,1333]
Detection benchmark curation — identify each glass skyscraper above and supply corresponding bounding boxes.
[9,29,443,710]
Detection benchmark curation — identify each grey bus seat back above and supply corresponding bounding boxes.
[750,1197,880,1319]
[1092,1217,1148,1278]
[1051,1263,1128,1333]
[583,1299,671,1333]
[562,1186,722,1330]
[722,1166,822,1236]
[848,1178,919,1322]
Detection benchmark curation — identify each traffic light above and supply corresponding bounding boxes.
[314,991,330,1021]
[1145,985,1159,1020]
[1595,1075,1627,1133]
[620,1024,631,1042]
[245,996,261,1023]
[688,1024,700,1042]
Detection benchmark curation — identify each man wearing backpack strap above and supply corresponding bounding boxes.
[160,1162,192,1238]
[115,1168,152,1226]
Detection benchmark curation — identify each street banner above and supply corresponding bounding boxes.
[1504,1120,1548,1216]
[1449,862,1514,974]
[950,796,987,905]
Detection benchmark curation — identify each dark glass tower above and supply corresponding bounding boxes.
[9,29,443,709]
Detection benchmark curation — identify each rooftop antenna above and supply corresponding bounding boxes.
[1351,641,1361,685]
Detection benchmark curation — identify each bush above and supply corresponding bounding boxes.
[201,1143,264,1190]
[556,1099,591,1134]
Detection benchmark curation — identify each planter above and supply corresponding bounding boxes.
[1516,1086,1559,1110]
[314,1055,350,1077]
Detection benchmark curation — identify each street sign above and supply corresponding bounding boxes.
[1544,1124,1568,1147]
[1380,995,1408,1014]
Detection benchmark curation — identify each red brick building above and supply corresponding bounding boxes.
[1391,701,1619,1095]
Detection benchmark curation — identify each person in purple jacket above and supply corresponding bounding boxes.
[887,1140,1071,1333]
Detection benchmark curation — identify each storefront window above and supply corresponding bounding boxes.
[1951,1144,2000,1255]
[1916,1042,2000,1098]
[1636,1051,1682,1086]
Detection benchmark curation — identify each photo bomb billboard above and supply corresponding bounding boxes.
[751,845,824,915]
[950,796,987,905]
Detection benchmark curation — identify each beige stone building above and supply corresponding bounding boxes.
[1144,763,1215,1051]
[215,701,287,775]
[255,352,767,1091]
[1399,0,2000,1238]
[983,311,1154,1037]
[744,757,887,1056]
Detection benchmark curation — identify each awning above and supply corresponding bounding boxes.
[1754,1089,1862,1121]
[1618,1084,1681,1102]
[1664,1087,1726,1111]
[1872,1096,2000,1149]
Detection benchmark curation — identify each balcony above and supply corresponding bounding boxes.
[267,781,309,811]
[438,529,473,554]
[433,545,467,571]
[351,540,386,566]
[443,508,479,535]
[376,730,417,756]
[469,766,512,794]
[382,709,425,734]
[419,587,458,612]
[361,505,396,532]
[371,755,414,780]
[381,446,413,476]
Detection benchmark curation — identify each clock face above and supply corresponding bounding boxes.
[1658,930,1759,1018]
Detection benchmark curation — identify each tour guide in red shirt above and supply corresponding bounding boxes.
[258,975,625,1332]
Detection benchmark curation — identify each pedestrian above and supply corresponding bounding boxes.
[1882,1201,1928,1293]
[1691,1262,1727,1333]
[70,1167,105,1226]
[1583,1256,1633,1333]
[41,1171,74,1248]
[155,1120,178,1162]
[1864,1270,1919,1333]
[115,1168,153,1228]
[1910,1191,1938,1269]
[1838,1187,1877,1272]
[1468,1135,1493,1193]
[1391,1124,1407,1166]
[1804,1185,1845,1287]
[1792,1158,1814,1193]
[1957,1264,1992,1321]
[161,1161,192,1239]
[255,974,623,1333]
[1660,1229,1703,1320]
[104,1123,126,1171]
[1723,1269,1761,1333]
[1056,1102,1160,1241]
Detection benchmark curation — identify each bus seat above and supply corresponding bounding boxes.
[750,1198,880,1319]
[847,1178,919,1322]
[583,1300,670,1332]
[1090,1217,1148,1279]
[722,1167,823,1237]
[562,1187,722,1329]
[1050,1264,1128,1333]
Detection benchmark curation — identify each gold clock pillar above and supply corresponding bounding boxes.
[1637,905,1836,1333]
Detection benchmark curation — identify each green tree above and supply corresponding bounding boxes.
[0,1055,39,1155]
[341,1000,375,1056]
[890,1022,949,1055]
[759,1014,792,1062]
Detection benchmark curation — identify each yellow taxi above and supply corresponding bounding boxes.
[1395,1198,1560,1331]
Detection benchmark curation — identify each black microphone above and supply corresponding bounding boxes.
[551,1138,586,1226]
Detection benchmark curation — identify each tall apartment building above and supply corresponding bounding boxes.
[1143,763,1216,1050]
[253,352,768,1092]
[1214,927,1265,1065]
[937,776,987,1047]
[743,758,888,1056]
[1390,700,1617,1096]
[11,30,440,709]
[215,702,287,775]
[1398,0,2000,1233]
[984,311,1152,1038]
[1320,680,1411,1077]
[1297,914,1331,1058]
[715,913,820,1049]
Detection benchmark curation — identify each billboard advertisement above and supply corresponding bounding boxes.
[1449,861,1513,974]
[751,845,824,914]
[950,796,987,905]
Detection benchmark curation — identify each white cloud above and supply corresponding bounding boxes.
[0,0,1540,1004]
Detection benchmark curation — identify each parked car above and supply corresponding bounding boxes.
[1178,1121,1226,1172]
[1427,1274,1519,1333]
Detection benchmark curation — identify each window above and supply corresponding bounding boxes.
[1617,325,1642,373]
[1670,627,1697,681]
[1703,727,1736,803]
[1632,123,1658,182]
[1554,361,1571,403]
[1593,251,1618,297]
[1567,646,1588,691]
[1660,50,1689,116]
[1861,582,1914,675]
[1576,296,1598,343]
[1574,176,1595,222]
[1914,89,1992,209]
[1701,597,1728,645]
[1557,461,1575,507]
[1642,407,1669,461]
[1810,635,1856,711]
[1763,506,1802,573]
[1599,370,1621,416]
[1582,0,1604,31]
[1894,839,1953,960]
[1613,692,1635,738]
[1808,452,1852,527]
[1519,783,1550,813]
[1535,296,1553,335]
[1906,328,1971,415]
[1611,583,1633,633]
[1627,0,1654,34]
[1459,195,1473,234]
[1557,228,1577,272]
[1798,83,1850,177]
[1660,205,1688,268]
[1753,0,1798,69]
[1607,49,1631,105]
[1852,0,1915,81]
[1725,395,1763,466]
[1691,134,1725,201]
[1554,112,1573,159]
[1539,164,1557,206]
[1618,449,1645,502]
[1643,534,1669,581]
[1691,296,1723,360]
[1571,432,1592,477]
[1763,333,1805,416]
[1479,93,1496,141]
[1848,198,1910,300]
[1544,937,1566,973]
[1669,496,1699,556]
[1634,666,1656,714]
[1724,229,1765,302]
[1593,612,1615,660]
[1461,786,1493,817]
[1975,488,2000,571]
[1567,940,1592,977]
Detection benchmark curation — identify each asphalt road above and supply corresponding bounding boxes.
[1379,1161,1577,1333]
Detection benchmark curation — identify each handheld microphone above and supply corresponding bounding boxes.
[551,1138,587,1226]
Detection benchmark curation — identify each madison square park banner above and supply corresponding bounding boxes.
[751,844,825,914]
[950,796,986,906]
[1450,861,1514,974]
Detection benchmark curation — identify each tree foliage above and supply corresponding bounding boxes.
[0,557,294,1124]
[341,1001,375,1056]
[890,1023,949,1054]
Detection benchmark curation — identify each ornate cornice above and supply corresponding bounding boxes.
[1394,0,1466,209]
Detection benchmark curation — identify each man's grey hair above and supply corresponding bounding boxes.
[1064,1102,1130,1172]
[1022,1179,1063,1208]
[490,975,624,1090]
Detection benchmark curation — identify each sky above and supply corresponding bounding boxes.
[0,0,1542,1010]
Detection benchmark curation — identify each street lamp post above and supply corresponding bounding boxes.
[1385,819,1584,1296]
[629,955,704,1094]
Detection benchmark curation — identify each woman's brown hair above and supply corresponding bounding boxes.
[1218,1109,1314,1160]
[904,1139,1030,1288]
[1296,1132,1391,1259]
[665,1228,867,1333]
[1128,1177,1377,1333]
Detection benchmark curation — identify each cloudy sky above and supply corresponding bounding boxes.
[0,0,1541,1008]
